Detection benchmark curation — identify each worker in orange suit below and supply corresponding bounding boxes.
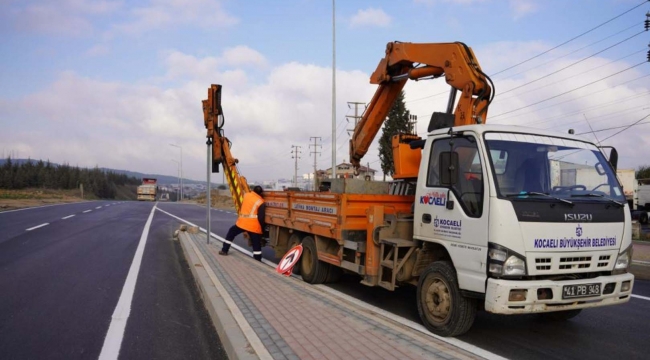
[219,185,266,261]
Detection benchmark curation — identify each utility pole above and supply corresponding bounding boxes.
[346,102,366,136]
[291,145,301,187]
[309,137,322,191]
[331,0,336,179]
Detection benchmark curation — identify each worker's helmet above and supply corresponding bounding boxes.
[253,186,263,195]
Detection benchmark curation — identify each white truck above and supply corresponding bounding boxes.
[205,42,636,337]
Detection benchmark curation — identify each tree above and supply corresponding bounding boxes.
[637,165,650,181]
[378,91,411,178]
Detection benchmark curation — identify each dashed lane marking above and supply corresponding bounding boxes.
[62,215,75,220]
[632,294,650,301]
[83,210,92,213]
[96,206,102,209]
[26,223,49,231]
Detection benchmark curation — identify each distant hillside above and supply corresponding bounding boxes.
[0,159,223,186]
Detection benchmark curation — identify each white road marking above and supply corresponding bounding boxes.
[62,215,75,220]
[98,205,156,360]
[633,260,650,266]
[632,294,650,301]
[96,206,102,209]
[26,223,49,231]
[83,210,92,213]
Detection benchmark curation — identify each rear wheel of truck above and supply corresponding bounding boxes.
[300,236,329,284]
[538,309,582,321]
[417,261,476,337]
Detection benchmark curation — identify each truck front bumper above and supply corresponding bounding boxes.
[484,273,634,314]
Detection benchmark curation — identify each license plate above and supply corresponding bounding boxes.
[562,283,601,299]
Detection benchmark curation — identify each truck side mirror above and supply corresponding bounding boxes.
[440,151,458,186]
[599,146,618,171]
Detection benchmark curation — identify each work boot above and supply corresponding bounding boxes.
[218,251,228,256]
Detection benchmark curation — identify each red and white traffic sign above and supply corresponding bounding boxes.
[275,244,303,276]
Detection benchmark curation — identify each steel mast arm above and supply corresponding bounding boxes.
[203,84,250,214]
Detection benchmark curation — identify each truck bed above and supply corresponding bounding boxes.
[263,190,414,242]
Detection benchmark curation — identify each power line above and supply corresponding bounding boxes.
[577,118,650,136]
[497,22,643,82]
[496,48,647,102]
[543,103,650,130]
[490,0,649,77]
[492,75,650,124]
[491,61,648,119]
[598,113,650,142]
[497,30,646,96]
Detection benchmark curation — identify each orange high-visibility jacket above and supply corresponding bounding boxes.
[235,191,265,234]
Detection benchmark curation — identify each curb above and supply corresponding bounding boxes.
[177,231,261,360]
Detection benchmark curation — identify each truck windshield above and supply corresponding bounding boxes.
[484,133,625,202]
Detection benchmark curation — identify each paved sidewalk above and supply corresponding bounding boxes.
[177,229,486,360]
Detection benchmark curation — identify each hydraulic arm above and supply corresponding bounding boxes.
[203,84,250,213]
[349,42,494,174]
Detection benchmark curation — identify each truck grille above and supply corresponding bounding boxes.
[531,252,615,274]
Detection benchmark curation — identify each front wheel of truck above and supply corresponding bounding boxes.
[300,236,328,284]
[417,261,476,337]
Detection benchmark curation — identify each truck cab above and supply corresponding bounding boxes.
[414,124,634,317]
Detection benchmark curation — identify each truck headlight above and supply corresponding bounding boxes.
[504,256,526,276]
[613,244,633,274]
[488,243,527,278]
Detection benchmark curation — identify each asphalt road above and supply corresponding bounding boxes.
[5,201,648,360]
[0,201,226,360]
[155,202,650,360]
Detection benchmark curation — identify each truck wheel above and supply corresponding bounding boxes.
[538,309,582,321]
[325,266,343,283]
[417,261,476,337]
[287,234,302,275]
[300,236,329,284]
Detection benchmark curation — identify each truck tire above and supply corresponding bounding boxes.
[300,236,329,284]
[538,309,582,321]
[287,234,302,275]
[416,261,476,337]
[324,265,343,283]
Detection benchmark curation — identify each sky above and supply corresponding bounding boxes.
[0,0,649,184]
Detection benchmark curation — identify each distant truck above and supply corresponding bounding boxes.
[137,178,157,201]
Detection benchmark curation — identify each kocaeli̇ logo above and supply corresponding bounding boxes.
[576,224,583,237]
[420,191,446,206]
[433,216,440,227]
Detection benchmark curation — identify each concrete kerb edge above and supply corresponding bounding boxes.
[178,231,264,360]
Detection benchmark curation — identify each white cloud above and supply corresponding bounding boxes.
[111,0,238,36]
[509,0,539,19]
[350,8,392,28]
[2,42,649,183]
[0,48,374,182]
[162,46,266,83]
[414,0,487,6]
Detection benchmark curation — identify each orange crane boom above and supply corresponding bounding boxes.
[349,42,494,175]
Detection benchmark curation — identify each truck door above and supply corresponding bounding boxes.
[414,134,489,293]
